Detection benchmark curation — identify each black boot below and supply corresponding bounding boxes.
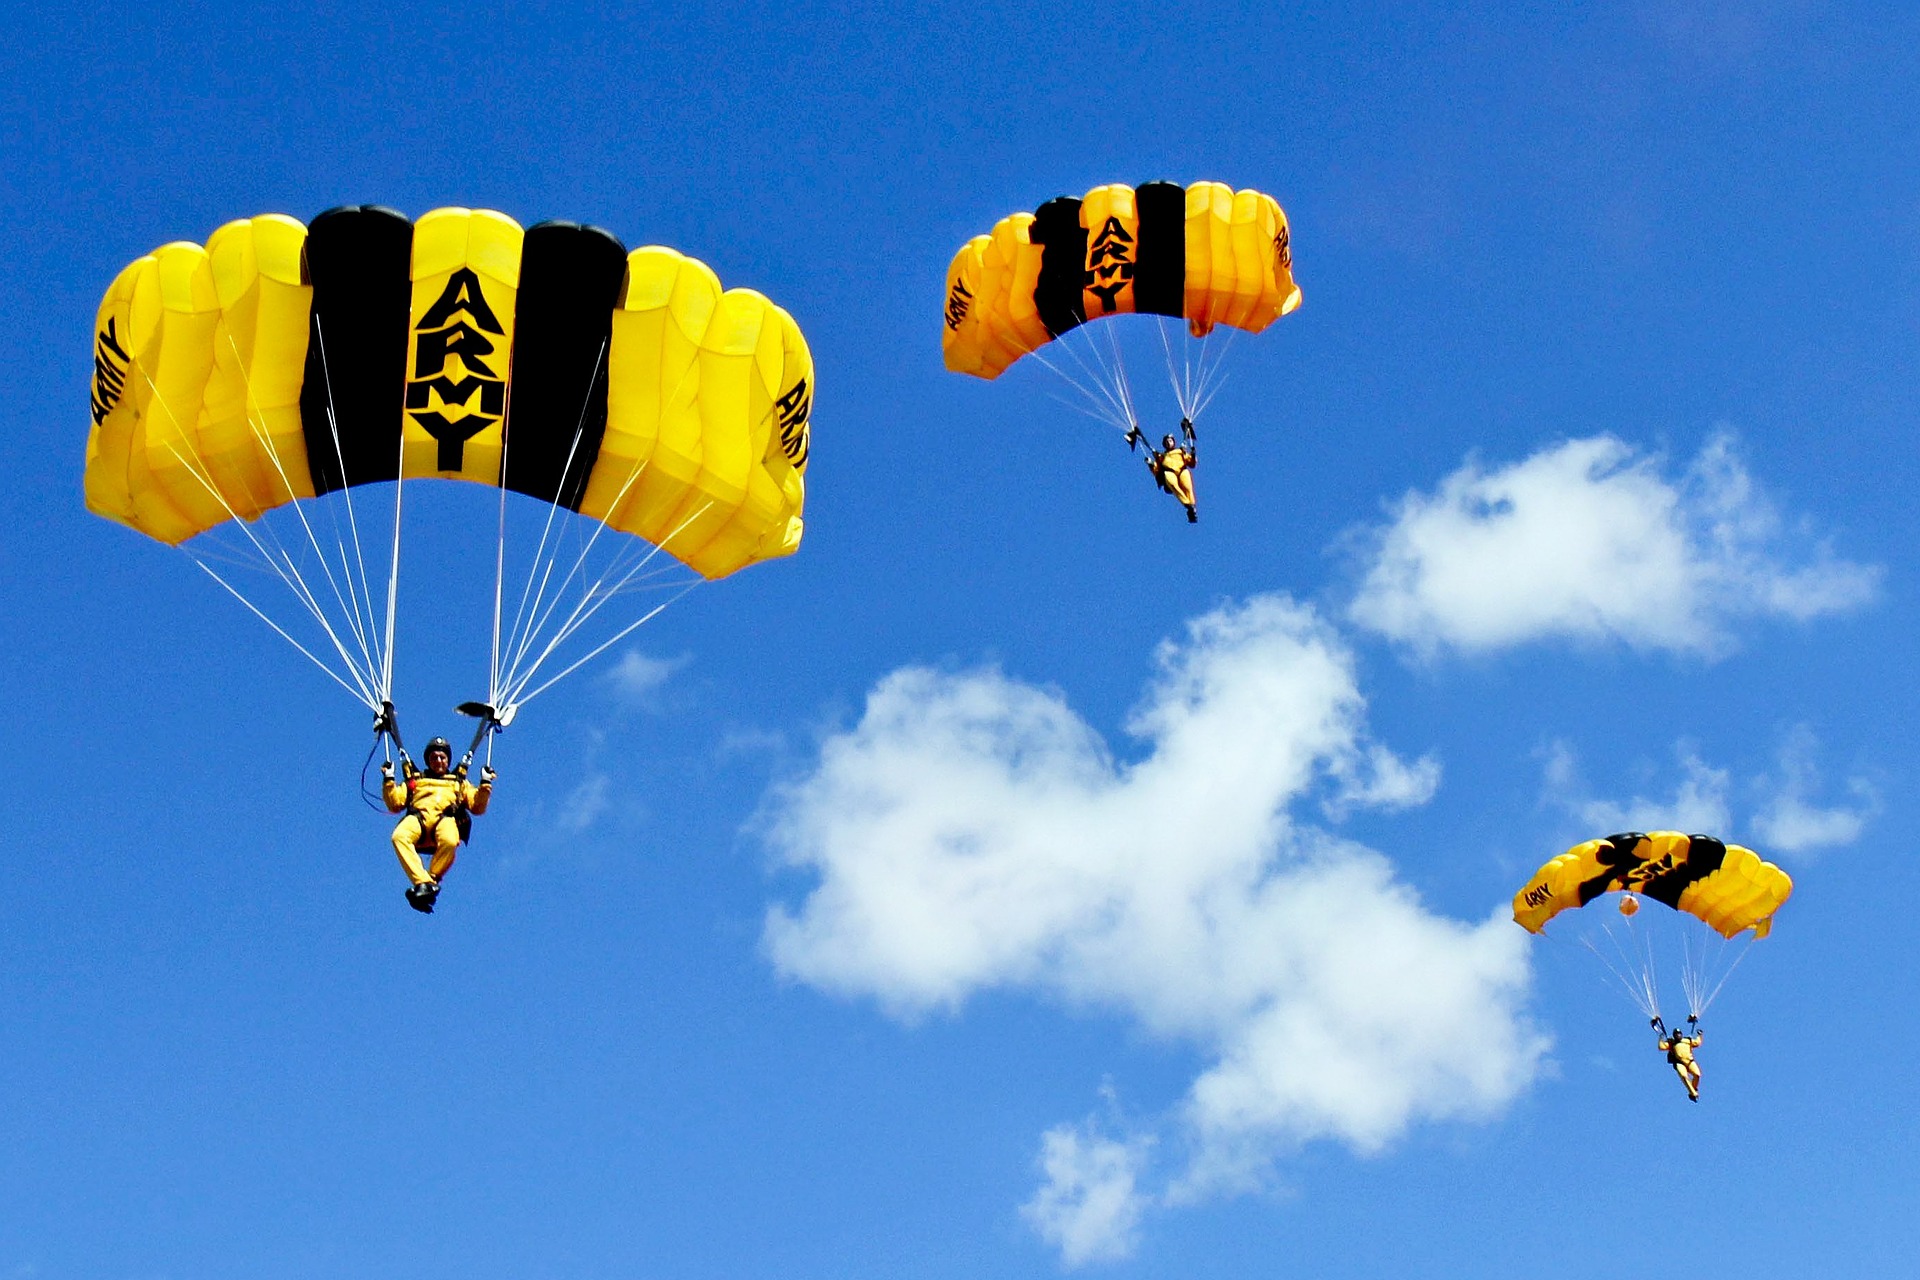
[405,881,439,914]
[1186,507,1198,523]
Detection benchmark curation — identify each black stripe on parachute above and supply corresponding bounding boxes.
[1575,832,1649,906]
[301,206,413,494]
[1031,196,1088,338]
[502,221,628,511]
[1132,180,1186,318]
[1640,835,1728,909]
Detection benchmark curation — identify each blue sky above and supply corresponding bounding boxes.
[3,1,1918,1275]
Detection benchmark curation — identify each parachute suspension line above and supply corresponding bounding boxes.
[226,323,386,691]
[255,322,383,670]
[1039,385,1129,433]
[190,560,383,707]
[1049,321,1142,432]
[513,582,700,710]
[1071,323,1139,431]
[305,311,407,705]
[304,317,392,693]
[1612,925,1657,1019]
[369,312,413,707]
[1694,934,1757,1017]
[1580,909,1663,1023]
[1625,906,1663,1022]
[132,362,381,707]
[1028,343,1135,433]
[144,413,379,704]
[1153,320,1237,427]
[1189,328,1238,423]
[599,560,693,601]
[490,423,510,704]
[1683,928,1757,1019]
[497,354,701,694]
[1099,318,1141,432]
[495,443,638,690]
[489,339,608,711]
[1194,372,1232,424]
[487,354,521,714]
[1679,928,1705,1018]
[499,497,711,708]
[1576,932,1654,1021]
[486,344,519,712]
[504,511,710,709]
[1156,319,1195,421]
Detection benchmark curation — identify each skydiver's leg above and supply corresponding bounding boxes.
[391,816,433,887]
[1170,470,1197,520]
[427,817,460,881]
[1672,1062,1696,1098]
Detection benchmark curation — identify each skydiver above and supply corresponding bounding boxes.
[1125,417,1199,522]
[383,735,494,914]
[1653,1016,1704,1101]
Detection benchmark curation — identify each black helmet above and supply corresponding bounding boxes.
[424,737,453,758]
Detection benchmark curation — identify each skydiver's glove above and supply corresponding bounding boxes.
[480,766,496,784]
[381,761,394,779]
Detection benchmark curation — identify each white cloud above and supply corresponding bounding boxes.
[559,771,611,834]
[606,648,690,710]
[1543,740,1734,836]
[1021,1119,1153,1269]
[1752,726,1879,854]
[761,596,1544,1262]
[1346,433,1879,656]
[1541,728,1875,857]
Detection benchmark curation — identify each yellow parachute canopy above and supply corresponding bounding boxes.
[86,206,812,581]
[1513,832,1792,940]
[943,180,1301,380]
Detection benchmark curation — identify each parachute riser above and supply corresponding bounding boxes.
[454,699,514,770]
[373,698,412,768]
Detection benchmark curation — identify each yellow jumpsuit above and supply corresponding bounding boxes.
[385,766,491,887]
[1660,1031,1703,1099]
[1149,445,1197,516]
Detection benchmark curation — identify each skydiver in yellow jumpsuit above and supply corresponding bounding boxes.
[382,736,493,914]
[1126,418,1199,522]
[1654,1017,1704,1101]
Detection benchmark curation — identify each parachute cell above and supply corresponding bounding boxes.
[86,206,813,580]
[942,180,1300,380]
[1513,832,1792,940]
